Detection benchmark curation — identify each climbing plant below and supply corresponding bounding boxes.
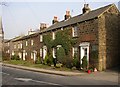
[53,29,76,55]
[43,33,53,55]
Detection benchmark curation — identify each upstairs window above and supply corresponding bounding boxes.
[21,43,22,48]
[26,41,28,46]
[14,44,16,49]
[72,26,78,37]
[40,35,43,42]
[31,40,34,46]
[18,43,20,48]
[52,32,55,40]
[7,43,9,46]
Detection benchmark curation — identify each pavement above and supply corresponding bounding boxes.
[2,63,86,76]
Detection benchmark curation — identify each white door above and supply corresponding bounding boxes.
[33,52,36,61]
[23,53,26,60]
[80,42,90,67]
[23,50,26,60]
[43,46,47,60]
[18,52,22,59]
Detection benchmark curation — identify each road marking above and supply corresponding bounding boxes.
[14,78,32,82]
[32,79,61,85]
[0,72,10,75]
[14,77,64,86]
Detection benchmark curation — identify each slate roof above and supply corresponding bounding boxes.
[40,4,114,33]
[12,4,116,41]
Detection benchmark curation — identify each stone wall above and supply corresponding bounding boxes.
[105,6,120,68]
[98,5,120,71]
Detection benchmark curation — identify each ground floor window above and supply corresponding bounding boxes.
[40,48,42,57]
[31,52,33,59]
[72,47,78,58]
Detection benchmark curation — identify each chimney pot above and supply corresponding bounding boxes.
[52,16,58,24]
[64,10,71,20]
[82,4,91,14]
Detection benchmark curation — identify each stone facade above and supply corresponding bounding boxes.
[3,4,120,71]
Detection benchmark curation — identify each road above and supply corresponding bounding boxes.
[1,66,119,86]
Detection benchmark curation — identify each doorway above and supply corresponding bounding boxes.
[80,42,90,68]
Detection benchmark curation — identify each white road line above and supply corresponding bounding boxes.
[14,77,61,86]
[14,78,32,82]
[0,72,10,75]
[32,79,61,86]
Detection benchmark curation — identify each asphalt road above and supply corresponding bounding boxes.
[1,66,119,86]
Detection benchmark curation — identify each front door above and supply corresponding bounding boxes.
[80,42,90,68]
[43,46,47,60]
[23,50,26,60]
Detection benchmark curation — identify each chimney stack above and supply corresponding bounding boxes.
[64,10,71,20]
[82,4,91,14]
[40,23,48,31]
[52,16,58,24]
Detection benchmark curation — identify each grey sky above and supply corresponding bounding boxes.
[0,0,119,39]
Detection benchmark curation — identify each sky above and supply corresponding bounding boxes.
[0,0,120,39]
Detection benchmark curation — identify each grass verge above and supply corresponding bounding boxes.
[3,60,79,72]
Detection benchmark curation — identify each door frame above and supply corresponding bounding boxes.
[79,42,90,68]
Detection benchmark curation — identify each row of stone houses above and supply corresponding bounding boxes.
[3,4,120,71]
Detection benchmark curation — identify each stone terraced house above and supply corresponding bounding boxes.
[3,4,120,71]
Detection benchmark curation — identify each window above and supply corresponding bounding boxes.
[26,41,28,46]
[72,47,78,58]
[21,43,22,48]
[6,50,9,53]
[31,40,34,45]
[18,43,20,48]
[52,32,55,40]
[40,48,42,57]
[7,43,9,46]
[12,51,14,55]
[72,26,78,37]
[53,48,56,58]
[40,35,43,42]
[14,44,16,49]
[26,52,27,56]
[31,53,33,59]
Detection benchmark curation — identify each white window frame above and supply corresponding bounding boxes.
[14,44,16,49]
[72,47,78,58]
[53,48,56,58]
[8,50,10,53]
[7,43,9,46]
[31,40,34,46]
[40,48,42,57]
[21,43,22,48]
[31,52,33,59]
[72,26,78,37]
[52,32,55,40]
[18,43,20,48]
[26,52,27,56]
[26,41,28,46]
[40,35,43,42]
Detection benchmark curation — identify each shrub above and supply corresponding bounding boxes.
[56,47,66,64]
[11,55,20,60]
[65,57,73,69]
[73,54,80,69]
[82,56,88,70]
[35,57,42,64]
[43,54,48,65]
[47,54,53,66]
[90,50,98,69]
